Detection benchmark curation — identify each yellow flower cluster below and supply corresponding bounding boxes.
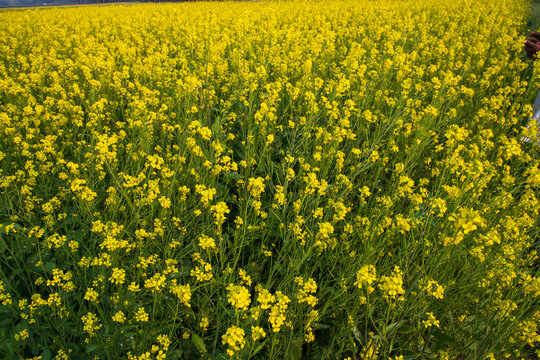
[251,326,266,341]
[222,326,246,356]
[170,281,191,307]
[81,312,102,335]
[422,312,441,328]
[14,329,29,342]
[269,291,291,332]
[378,267,405,301]
[210,202,229,229]
[84,288,99,303]
[198,234,216,251]
[247,177,266,199]
[226,283,251,311]
[0,0,538,358]
[144,273,167,292]
[199,317,209,332]
[420,279,445,300]
[109,267,126,285]
[294,277,318,307]
[112,311,126,323]
[0,281,12,306]
[190,255,213,282]
[256,286,275,310]
[195,185,216,208]
[135,307,149,323]
[354,265,377,293]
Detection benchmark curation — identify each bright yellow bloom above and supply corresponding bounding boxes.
[378,266,405,301]
[251,326,266,341]
[226,283,251,310]
[222,326,245,356]
[170,281,192,307]
[14,329,29,341]
[422,312,440,328]
[256,286,275,310]
[109,267,126,285]
[112,311,126,323]
[135,307,149,322]
[190,259,213,282]
[354,265,377,294]
[144,273,166,292]
[84,288,99,303]
[295,277,318,306]
[269,291,290,332]
[421,279,445,299]
[210,202,230,228]
[317,222,334,239]
[195,185,216,207]
[128,282,141,292]
[247,177,266,198]
[198,234,216,250]
[199,317,209,332]
[0,281,11,306]
[81,312,102,335]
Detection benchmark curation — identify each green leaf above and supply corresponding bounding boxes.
[0,237,6,254]
[251,343,265,358]
[403,355,420,360]
[211,117,221,133]
[385,320,406,334]
[119,325,137,332]
[0,317,13,330]
[86,343,103,353]
[214,182,228,198]
[431,328,454,347]
[12,268,24,277]
[311,322,330,330]
[285,339,302,360]
[224,172,242,182]
[191,333,207,353]
[467,341,478,352]
[210,350,228,360]
[40,348,52,360]
[44,261,55,273]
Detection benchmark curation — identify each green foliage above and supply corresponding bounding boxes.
[0,0,539,359]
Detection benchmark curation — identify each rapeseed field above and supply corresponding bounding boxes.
[0,0,539,359]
